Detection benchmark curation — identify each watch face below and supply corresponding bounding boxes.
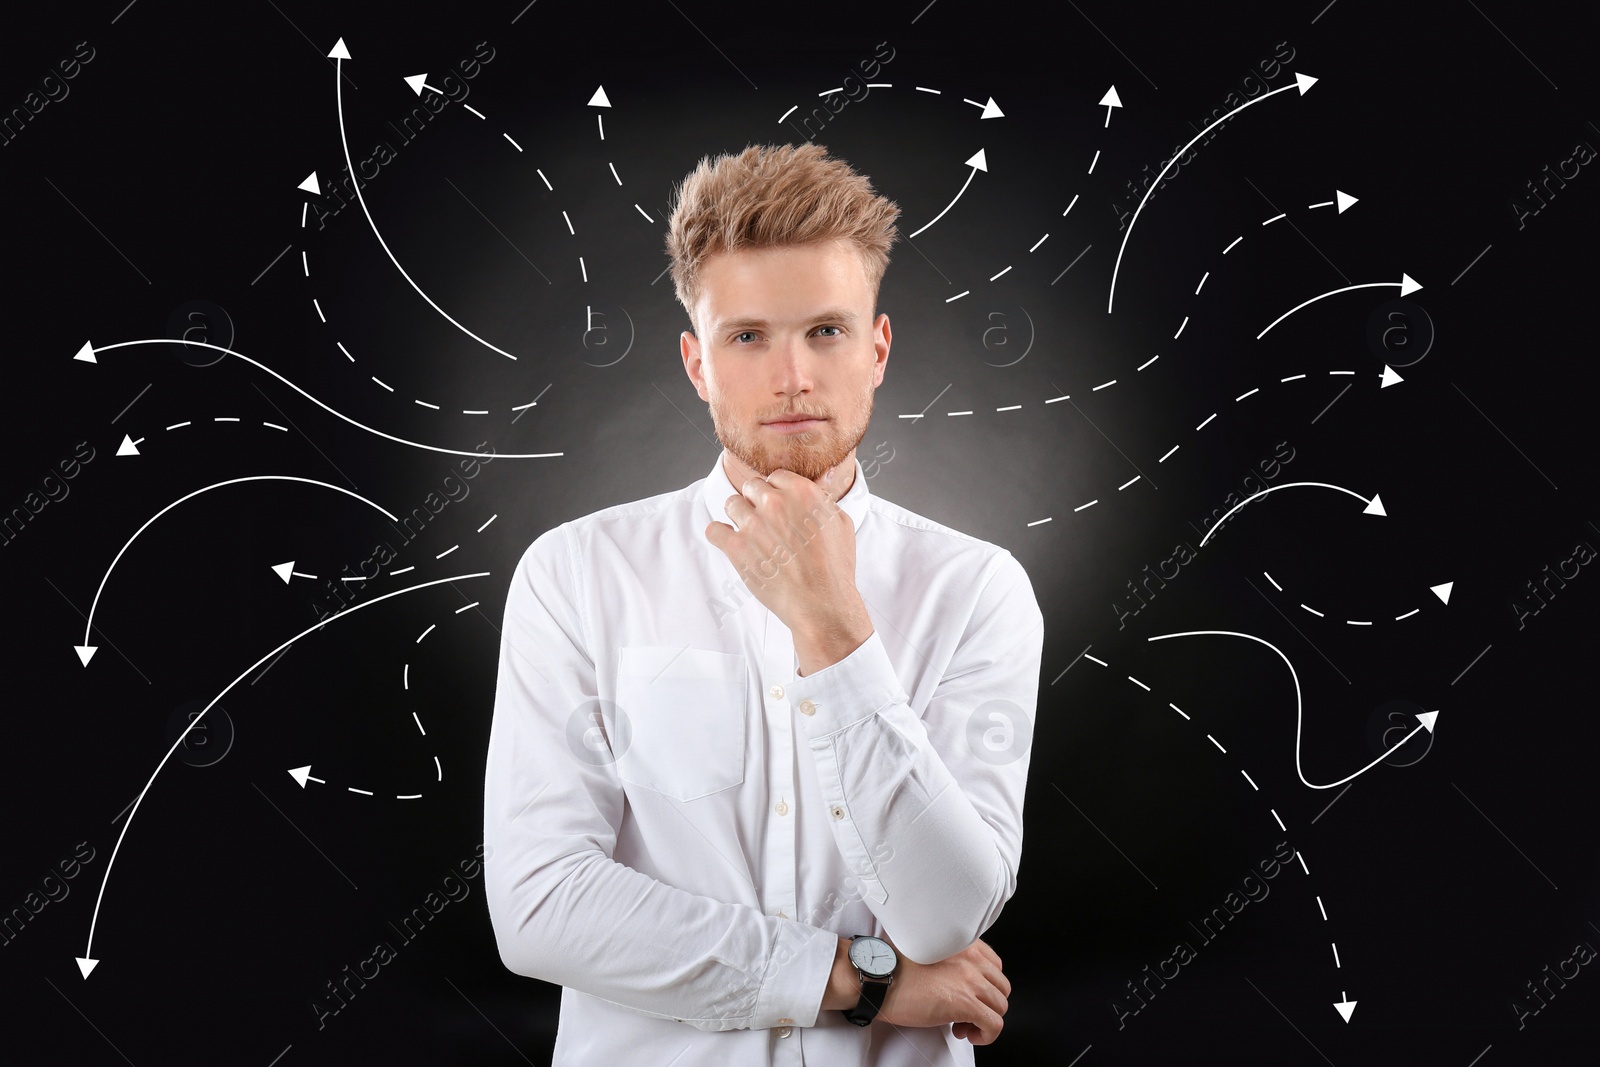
[849,936,897,978]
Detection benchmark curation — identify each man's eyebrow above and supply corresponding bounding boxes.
[713,308,862,333]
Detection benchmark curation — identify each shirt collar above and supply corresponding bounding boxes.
[701,448,870,534]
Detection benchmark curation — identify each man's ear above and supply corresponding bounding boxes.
[681,329,708,402]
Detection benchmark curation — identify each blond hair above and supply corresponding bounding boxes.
[665,144,901,326]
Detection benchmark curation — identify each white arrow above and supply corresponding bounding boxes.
[1336,190,1358,213]
[1334,993,1357,1023]
[1431,582,1453,605]
[907,149,987,239]
[403,74,441,96]
[588,85,611,107]
[330,39,521,360]
[1098,85,1122,127]
[77,571,492,976]
[288,765,326,788]
[76,340,562,459]
[76,477,398,665]
[1198,481,1384,548]
[1257,274,1422,339]
[1108,72,1316,313]
[1147,630,1439,789]
[297,171,321,196]
[963,96,1003,119]
[116,435,140,456]
[1380,365,1404,389]
[271,561,317,584]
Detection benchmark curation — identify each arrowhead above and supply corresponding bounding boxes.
[1399,273,1422,297]
[588,85,611,108]
[1335,190,1358,213]
[327,38,351,61]
[1362,493,1387,517]
[73,341,96,363]
[116,434,139,457]
[1380,365,1404,389]
[1295,72,1318,95]
[1334,998,1356,1023]
[980,97,1004,119]
[272,561,295,584]
[74,645,97,667]
[289,765,314,788]
[1431,581,1453,605]
[403,74,428,96]
[297,171,321,195]
[76,957,99,979]
[1416,711,1439,733]
[1098,86,1122,109]
[965,148,988,172]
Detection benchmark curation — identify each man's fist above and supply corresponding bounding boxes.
[877,937,1010,1045]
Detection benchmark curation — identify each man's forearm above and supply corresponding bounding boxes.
[819,937,860,1010]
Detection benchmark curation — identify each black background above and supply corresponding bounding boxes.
[3,0,1597,1063]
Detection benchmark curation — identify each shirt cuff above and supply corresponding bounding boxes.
[790,629,907,739]
[753,921,841,1029]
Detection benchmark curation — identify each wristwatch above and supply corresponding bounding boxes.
[841,934,898,1026]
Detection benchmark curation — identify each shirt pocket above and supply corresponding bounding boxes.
[613,645,748,802]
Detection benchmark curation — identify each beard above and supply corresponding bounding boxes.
[708,383,874,483]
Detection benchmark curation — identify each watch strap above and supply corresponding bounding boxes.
[843,972,890,1027]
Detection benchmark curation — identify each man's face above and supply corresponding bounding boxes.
[680,239,890,483]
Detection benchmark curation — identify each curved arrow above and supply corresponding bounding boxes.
[1198,481,1383,549]
[330,39,519,361]
[76,340,562,460]
[77,570,492,978]
[75,476,397,667]
[1108,72,1317,313]
[907,149,987,239]
[1256,274,1422,339]
[1145,629,1438,791]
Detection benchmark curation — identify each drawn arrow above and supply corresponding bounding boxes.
[1380,365,1404,388]
[588,85,611,107]
[1146,629,1439,790]
[77,570,492,978]
[1258,274,1422,339]
[403,74,441,96]
[1108,72,1316,313]
[288,765,325,787]
[330,38,520,360]
[1334,993,1357,1023]
[116,435,140,456]
[74,477,397,667]
[1098,85,1122,127]
[1199,481,1384,548]
[962,96,1003,119]
[1310,191,1358,213]
[907,149,988,239]
[1431,582,1453,605]
[297,172,321,196]
[272,561,318,585]
[75,340,563,459]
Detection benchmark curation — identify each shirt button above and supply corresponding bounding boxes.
[799,699,816,716]
[776,1025,792,1038]
[769,684,785,701]
[831,805,845,819]
[774,799,789,816]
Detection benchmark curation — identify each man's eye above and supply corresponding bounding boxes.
[734,331,759,344]
[816,325,842,337]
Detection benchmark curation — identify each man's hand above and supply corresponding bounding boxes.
[705,467,872,668]
[877,937,1010,1045]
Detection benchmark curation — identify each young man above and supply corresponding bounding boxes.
[484,144,1043,1065]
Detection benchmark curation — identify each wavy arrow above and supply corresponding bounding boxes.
[74,477,396,667]
[77,570,492,978]
[1146,629,1438,791]
[328,38,519,361]
[75,340,562,459]
[1108,72,1317,313]
[1257,274,1422,339]
[1198,481,1384,549]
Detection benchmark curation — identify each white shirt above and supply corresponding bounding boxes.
[484,448,1045,1066]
